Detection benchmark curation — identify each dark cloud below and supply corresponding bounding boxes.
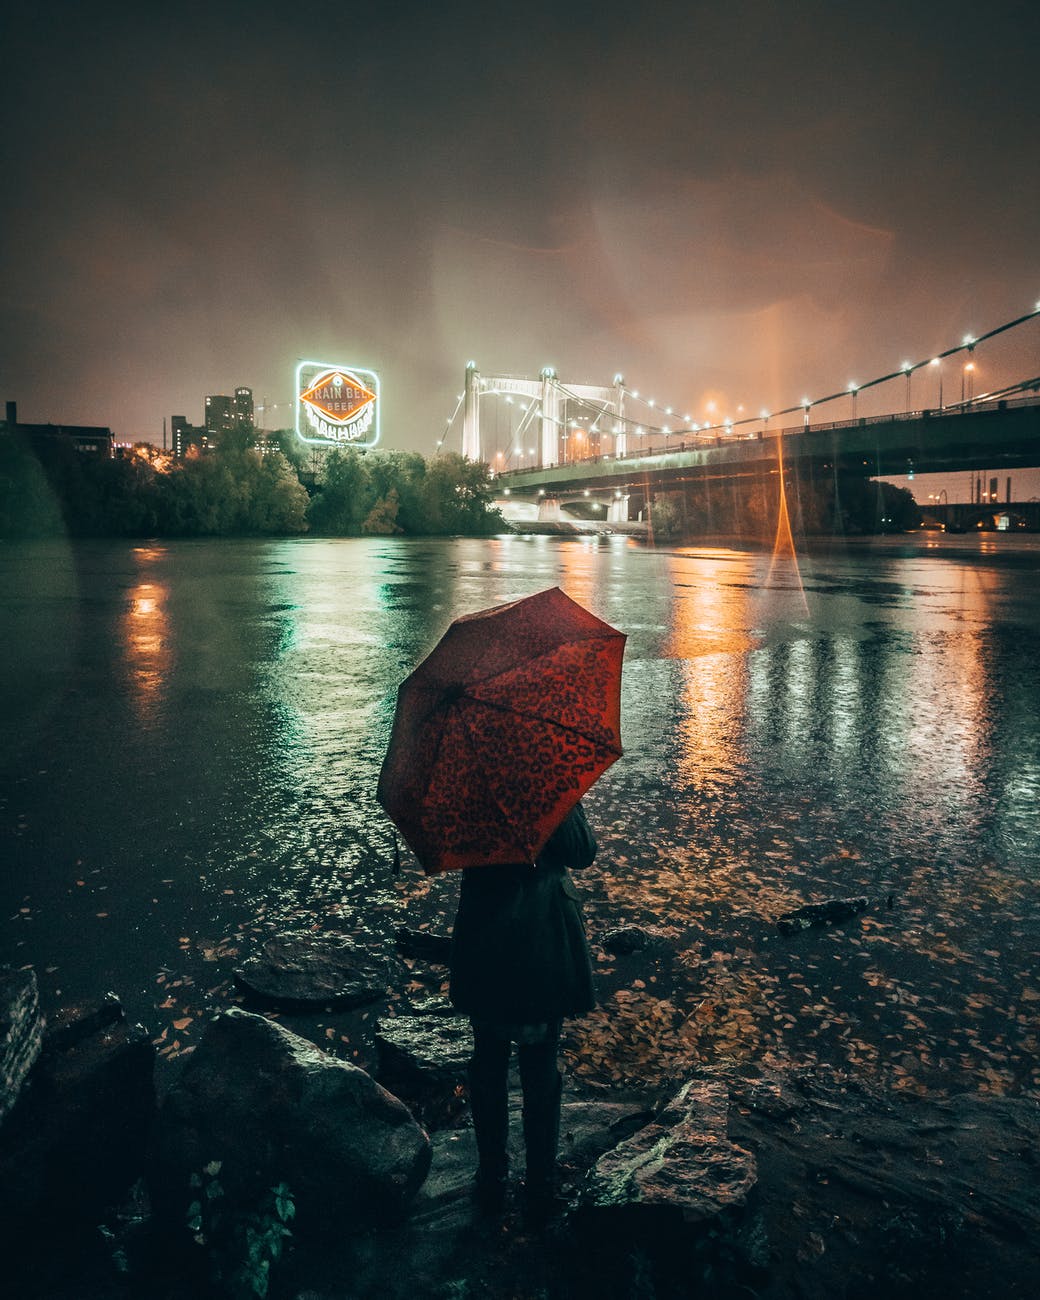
[2,0,1038,447]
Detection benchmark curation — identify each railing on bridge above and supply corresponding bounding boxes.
[497,390,1040,476]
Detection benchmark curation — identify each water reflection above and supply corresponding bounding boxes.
[122,571,169,716]
[663,550,758,798]
[4,536,1040,1099]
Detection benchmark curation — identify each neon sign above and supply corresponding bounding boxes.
[295,360,380,448]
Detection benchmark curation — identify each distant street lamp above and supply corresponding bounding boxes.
[962,360,975,404]
[930,357,943,410]
[847,382,858,420]
[902,361,913,413]
[802,398,811,429]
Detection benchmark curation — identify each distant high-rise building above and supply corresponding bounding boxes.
[171,414,208,458]
[205,395,234,436]
[234,387,254,427]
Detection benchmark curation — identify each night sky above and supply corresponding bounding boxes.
[3,0,1038,467]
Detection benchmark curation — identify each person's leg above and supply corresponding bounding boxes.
[517,1021,563,1214]
[467,1021,511,1208]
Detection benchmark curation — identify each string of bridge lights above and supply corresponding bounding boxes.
[439,300,1040,454]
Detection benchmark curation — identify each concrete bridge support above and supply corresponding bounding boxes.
[607,494,630,523]
[462,362,480,462]
[540,369,562,468]
[537,495,562,522]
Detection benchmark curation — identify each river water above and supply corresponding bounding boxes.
[2,534,1038,1096]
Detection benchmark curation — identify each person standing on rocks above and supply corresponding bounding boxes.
[448,800,597,1225]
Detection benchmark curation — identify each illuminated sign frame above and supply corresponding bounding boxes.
[295,360,381,449]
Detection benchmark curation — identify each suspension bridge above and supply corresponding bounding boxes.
[442,303,1040,523]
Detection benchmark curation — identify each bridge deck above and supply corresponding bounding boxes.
[496,400,1040,496]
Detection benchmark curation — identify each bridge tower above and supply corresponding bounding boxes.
[462,364,626,467]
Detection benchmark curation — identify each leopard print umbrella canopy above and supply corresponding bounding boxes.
[377,587,625,874]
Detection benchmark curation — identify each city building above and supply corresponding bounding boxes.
[1,400,113,456]
[204,394,235,437]
[171,385,256,457]
[234,386,254,426]
[170,415,209,459]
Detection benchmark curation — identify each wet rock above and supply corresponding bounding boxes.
[234,931,389,1008]
[559,1098,654,1175]
[403,994,458,1018]
[150,1008,431,1237]
[573,1079,766,1288]
[724,1063,1040,1300]
[0,966,43,1125]
[579,1078,757,1220]
[599,925,658,954]
[776,896,869,934]
[0,994,155,1224]
[375,1015,473,1128]
[395,927,453,964]
[45,989,123,1049]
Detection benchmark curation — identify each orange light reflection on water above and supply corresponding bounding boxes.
[122,548,170,716]
[664,550,760,797]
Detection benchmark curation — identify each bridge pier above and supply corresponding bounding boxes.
[462,362,480,462]
[607,494,630,523]
[537,495,562,522]
[540,369,562,467]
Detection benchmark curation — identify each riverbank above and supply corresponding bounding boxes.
[4,960,1039,1300]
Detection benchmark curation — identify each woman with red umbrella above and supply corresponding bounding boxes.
[448,799,598,1223]
[377,587,625,1225]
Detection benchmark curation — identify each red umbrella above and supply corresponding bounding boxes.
[377,587,625,874]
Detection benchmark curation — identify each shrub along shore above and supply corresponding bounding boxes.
[0,429,506,539]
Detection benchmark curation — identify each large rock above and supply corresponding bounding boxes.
[233,931,389,1008]
[374,1015,473,1128]
[0,967,43,1125]
[573,1079,766,1290]
[150,1009,431,1236]
[579,1078,757,1221]
[0,993,155,1223]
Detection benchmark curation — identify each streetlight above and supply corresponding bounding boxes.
[901,361,913,413]
[847,382,858,421]
[930,358,943,410]
[802,398,812,429]
[962,360,975,404]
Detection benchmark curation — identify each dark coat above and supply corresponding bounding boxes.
[448,802,597,1024]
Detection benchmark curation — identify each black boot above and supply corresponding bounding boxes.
[467,1056,509,1215]
[520,1067,564,1228]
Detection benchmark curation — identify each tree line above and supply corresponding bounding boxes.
[0,427,505,539]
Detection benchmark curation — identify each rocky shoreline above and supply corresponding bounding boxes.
[3,937,1039,1300]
